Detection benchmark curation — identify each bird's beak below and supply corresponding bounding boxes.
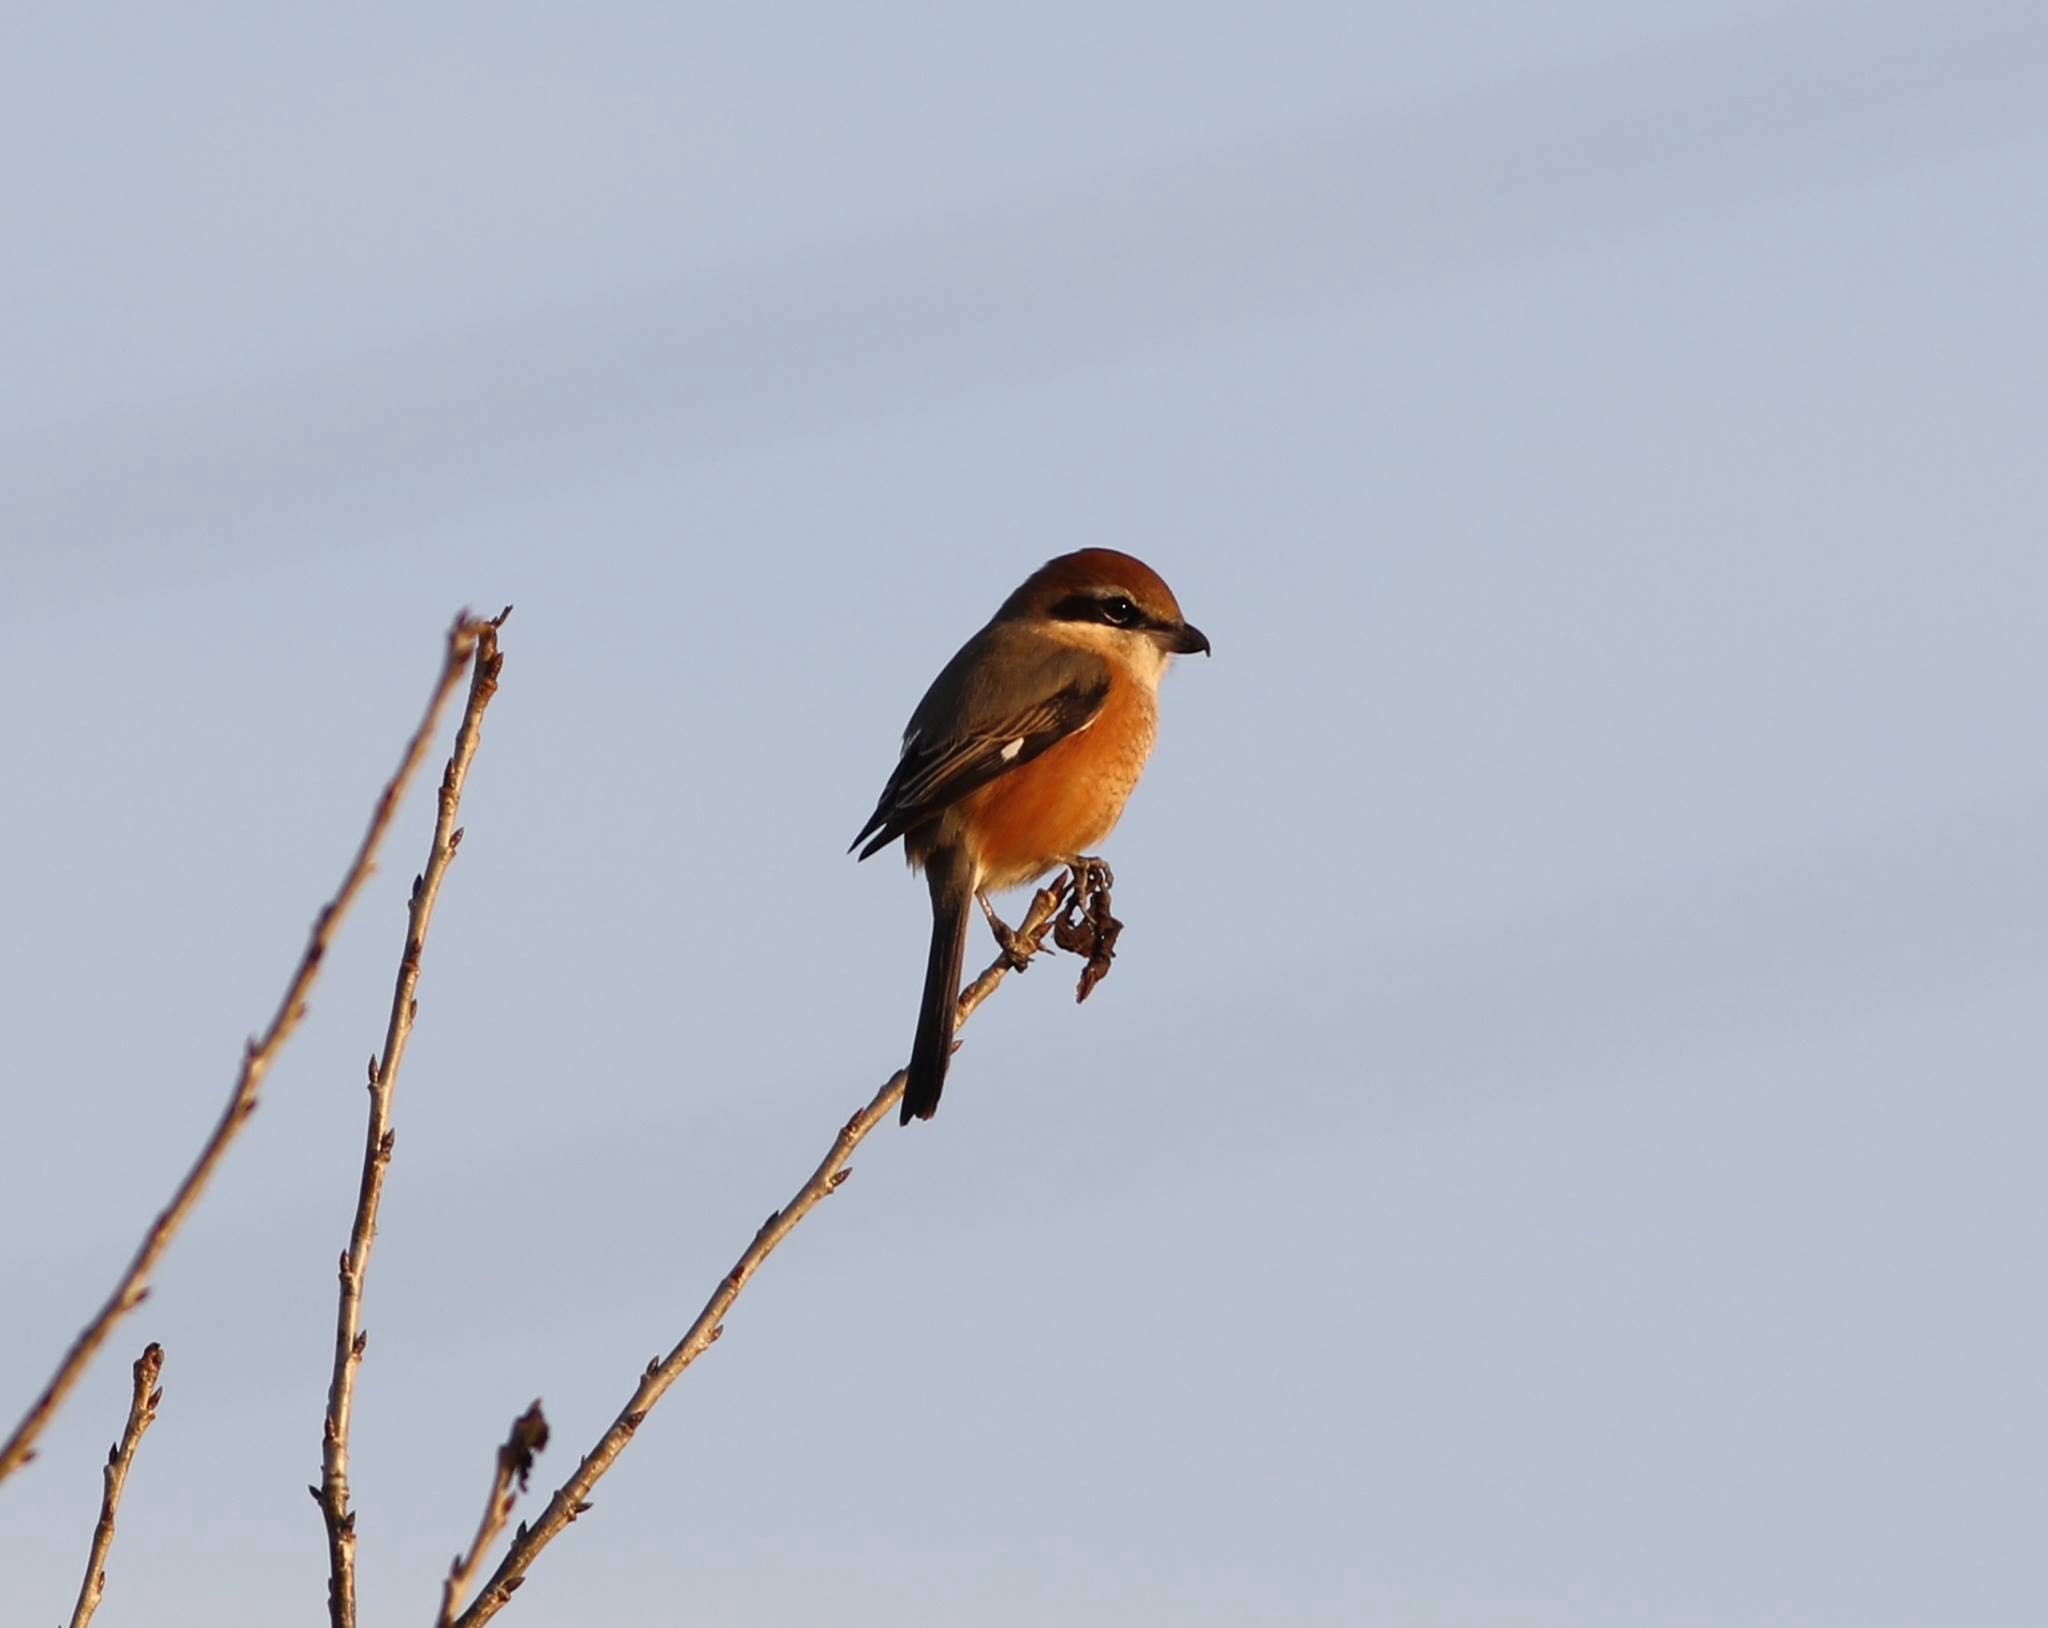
[1165,621,1211,656]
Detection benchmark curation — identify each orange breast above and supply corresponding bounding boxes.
[961,673,1158,891]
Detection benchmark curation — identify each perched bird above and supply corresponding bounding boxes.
[850,548,1209,1123]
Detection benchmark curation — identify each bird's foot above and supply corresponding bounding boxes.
[1067,855,1115,911]
[978,894,1035,972]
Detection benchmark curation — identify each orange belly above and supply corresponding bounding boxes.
[961,675,1158,891]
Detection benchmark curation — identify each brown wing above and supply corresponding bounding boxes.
[849,636,1110,861]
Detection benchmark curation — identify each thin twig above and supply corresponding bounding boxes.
[447,878,1074,1628]
[437,1403,549,1628]
[0,611,502,1485]
[64,1343,164,1628]
[318,615,509,1628]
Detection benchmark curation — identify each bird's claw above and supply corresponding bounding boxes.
[991,922,1034,973]
[980,898,1037,972]
[1068,856,1115,910]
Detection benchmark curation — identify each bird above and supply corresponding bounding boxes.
[850,548,1209,1123]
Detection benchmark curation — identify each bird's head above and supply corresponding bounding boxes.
[999,548,1210,684]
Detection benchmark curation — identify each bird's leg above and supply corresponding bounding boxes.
[978,892,1034,972]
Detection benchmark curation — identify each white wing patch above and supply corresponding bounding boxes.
[999,737,1024,761]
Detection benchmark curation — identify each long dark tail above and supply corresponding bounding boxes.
[903,847,972,1124]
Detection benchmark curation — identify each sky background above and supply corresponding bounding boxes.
[3,3,2045,1624]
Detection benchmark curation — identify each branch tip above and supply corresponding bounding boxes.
[317,612,509,1626]
[64,1348,165,1627]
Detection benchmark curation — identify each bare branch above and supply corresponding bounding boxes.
[64,1343,165,1628]
[0,609,508,1484]
[319,617,509,1628]
[436,1403,549,1628]
[447,876,1073,1627]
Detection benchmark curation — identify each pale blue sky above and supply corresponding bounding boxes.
[4,4,2045,1625]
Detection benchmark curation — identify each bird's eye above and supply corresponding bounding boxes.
[1100,595,1139,626]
